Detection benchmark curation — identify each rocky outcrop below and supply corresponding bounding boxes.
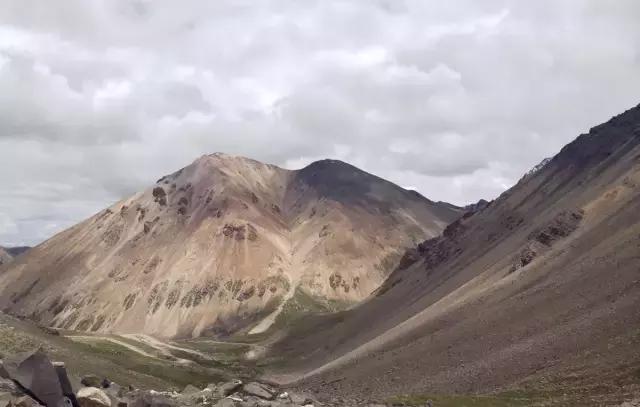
[510,209,584,273]
[462,198,490,214]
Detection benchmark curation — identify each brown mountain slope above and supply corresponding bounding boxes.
[0,154,459,338]
[271,104,640,404]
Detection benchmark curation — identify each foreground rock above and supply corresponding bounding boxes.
[1,350,69,407]
[77,387,110,407]
[241,383,275,401]
[218,381,243,398]
[1,350,329,407]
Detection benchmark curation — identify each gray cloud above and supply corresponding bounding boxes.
[1,0,640,245]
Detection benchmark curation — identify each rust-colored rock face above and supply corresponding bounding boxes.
[0,153,459,338]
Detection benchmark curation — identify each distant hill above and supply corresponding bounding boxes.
[0,247,11,266]
[0,246,30,266]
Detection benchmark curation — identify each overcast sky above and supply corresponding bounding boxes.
[1,0,640,246]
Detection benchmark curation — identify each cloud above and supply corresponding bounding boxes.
[1,0,640,245]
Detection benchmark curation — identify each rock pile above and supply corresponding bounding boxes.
[0,350,320,407]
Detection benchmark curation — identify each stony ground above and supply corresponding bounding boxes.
[2,312,640,406]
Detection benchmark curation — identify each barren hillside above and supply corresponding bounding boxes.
[271,103,640,405]
[0,154,459,338]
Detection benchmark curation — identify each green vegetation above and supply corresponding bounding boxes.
[175,339,251,361]
[0,313,262,390]
[275,286,350,327]
[69,339,224,388]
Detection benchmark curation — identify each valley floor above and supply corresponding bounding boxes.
[1,312,639,406]
[0,312,258,390]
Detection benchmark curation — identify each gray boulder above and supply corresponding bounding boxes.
[76,387,110,407]
[0,361,11,379]
[219,380,243,397]
[3,350,65,407]
[181,385,200,395]
[52,363,76,402]
[288,392,314,406]
[242,383,274,401]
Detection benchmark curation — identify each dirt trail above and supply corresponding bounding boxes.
[67,335,160,359]
[123,334,212,360]
[68,334,198,365]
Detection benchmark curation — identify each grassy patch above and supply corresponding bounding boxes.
[172,339,261,378]
[70,339,226,388]
[274,286,351,328]
[0,313,238,390]
[108,335,164,356]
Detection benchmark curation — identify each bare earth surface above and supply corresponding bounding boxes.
[0,155,459,339]
[3,107,640,406]
[267,104,640,406]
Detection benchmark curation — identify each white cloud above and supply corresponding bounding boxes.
[0,0,640,245]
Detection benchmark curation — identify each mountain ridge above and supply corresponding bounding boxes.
[267,103,640,403]
[0,154,460,339]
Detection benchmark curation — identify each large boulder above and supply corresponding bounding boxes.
[181,385,200,395]
[242,383,274,401]
[76,387,110,407]
[218,381,243,397]
[52,363,75,400]
[3,350,65,407]
[0,361,11,379]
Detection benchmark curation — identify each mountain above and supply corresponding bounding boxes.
[0,154,460,338]
[270,104,640,404]
[0,246,29,266]
[462,198,490,213]
[0,247,12,266]
[4,246,30,257]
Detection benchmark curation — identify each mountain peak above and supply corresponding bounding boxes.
[0,153,460,338]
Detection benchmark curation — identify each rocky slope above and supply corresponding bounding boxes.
[271,104,640,405]
[0,154,459,338]
[0,346,318,407]
[0,248,11,266]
